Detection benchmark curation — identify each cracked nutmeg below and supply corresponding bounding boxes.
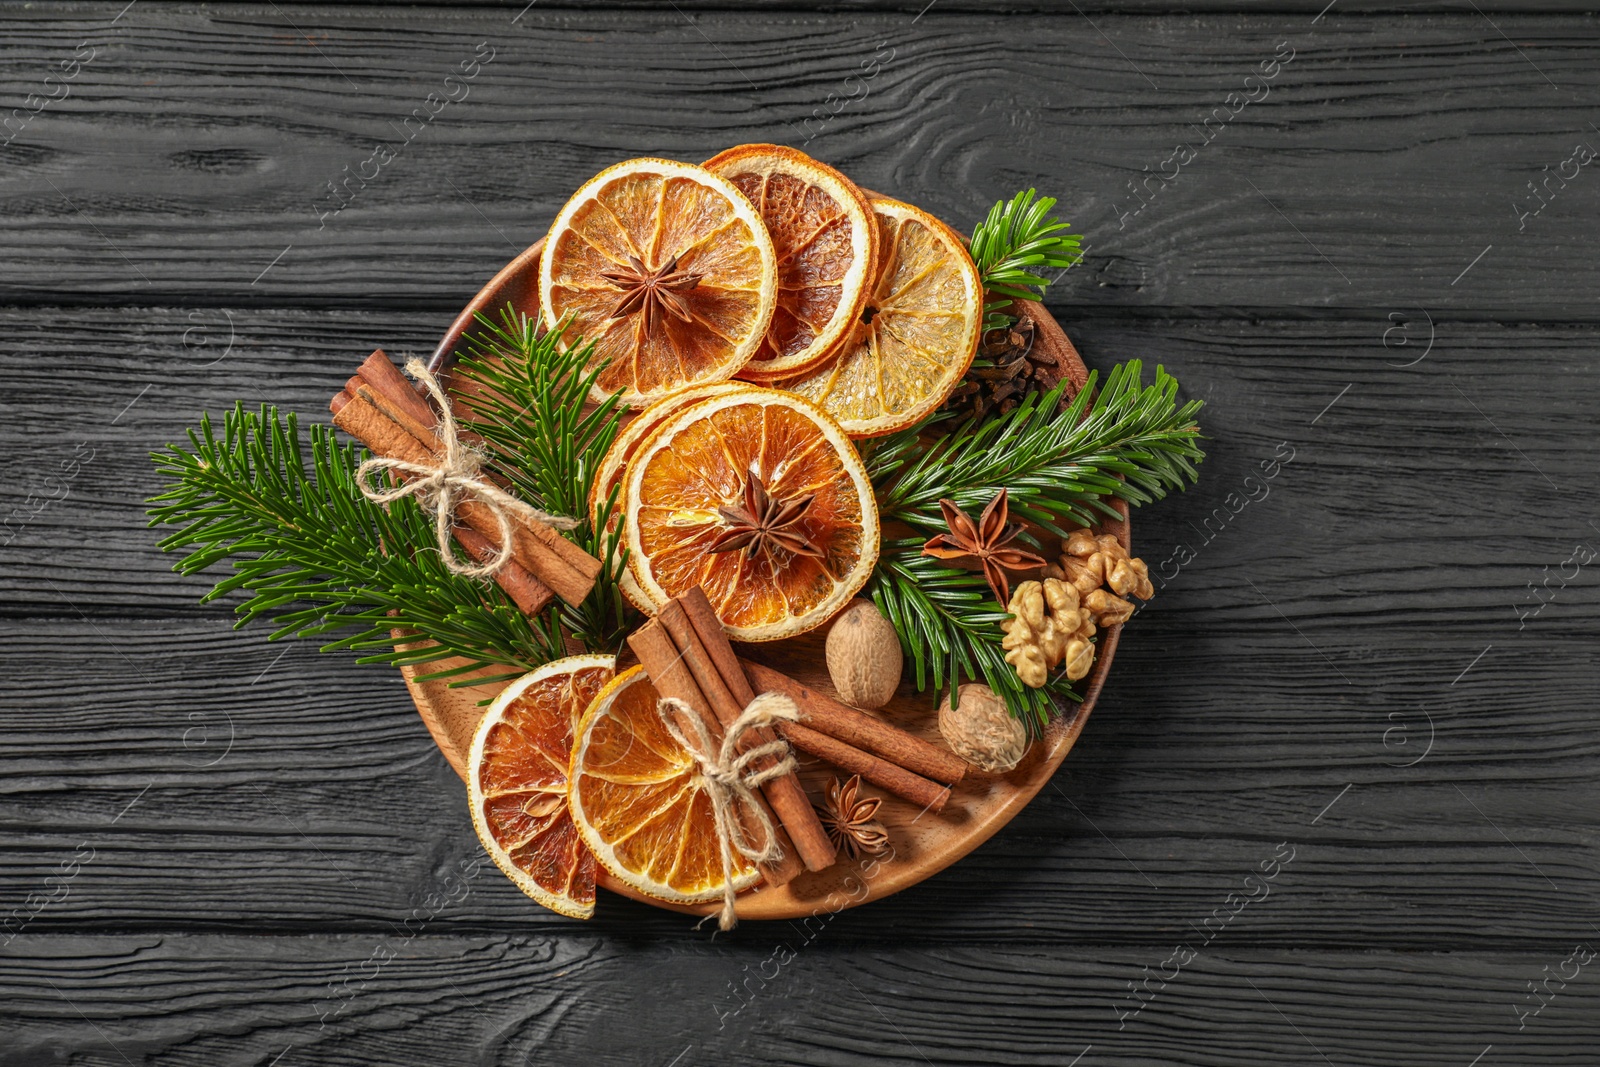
[706,469,826,562]
[817,774,890,859]
[921,489,1046,606]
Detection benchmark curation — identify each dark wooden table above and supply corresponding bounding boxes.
[3,3,1598,1064]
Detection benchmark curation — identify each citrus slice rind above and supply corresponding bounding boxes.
[772,196,982,437]
[468,655,615,920]
[622,387,880,642]
[539,157,779,408]
[568,666,762,904]
[589,382,749,612]
[704,144,879,380]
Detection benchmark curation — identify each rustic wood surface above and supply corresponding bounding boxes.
[2,3,1598,1065]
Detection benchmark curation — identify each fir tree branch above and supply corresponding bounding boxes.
[451,304,639,652]
[868,542,1075,738]
[147,404,565,687]
[873,360,1205,543]
[968,189,1083,330]
[450,306,622,521]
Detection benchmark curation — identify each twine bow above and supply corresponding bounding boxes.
[355,359,577,578]
[657,691,801,931]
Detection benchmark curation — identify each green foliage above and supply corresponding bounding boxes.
[869,543,1075,738]
[967,189,1083,330]
[147,404,565,687]
[864,359,1205,728]
[871,360,1205,544]
[451,305,639,652]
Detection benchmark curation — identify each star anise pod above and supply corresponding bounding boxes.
[921,488,1046,605]
[816,775,889,860]
[598,252,704,337]
[706,469,826,562]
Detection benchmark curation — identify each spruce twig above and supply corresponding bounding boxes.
[451,305,638,652]
[873,360,1205,543]
[968,189,1083,330]
[148,405,564,687]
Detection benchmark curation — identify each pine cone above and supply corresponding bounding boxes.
[944,316,1053,421]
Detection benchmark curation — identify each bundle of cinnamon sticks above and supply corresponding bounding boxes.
[628,586,965,887]
[329,349,601,615]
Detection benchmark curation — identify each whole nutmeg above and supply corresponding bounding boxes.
[940,683,1029,774]
[825,600,903,709]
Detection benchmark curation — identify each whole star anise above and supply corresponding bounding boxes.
[599,252,704,336]
[706,470,826,562]
[817,775,889,859]
[921,489,1046,605]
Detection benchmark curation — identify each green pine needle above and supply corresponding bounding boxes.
[968,189,1083,330]
[863,359,1204,729]
[869,544,1075,738]
[871,359,1205,542]
[451,305,639,653]
[147,404,565,687]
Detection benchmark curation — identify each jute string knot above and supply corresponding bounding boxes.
[657,691,800,931]
[355,358,577,579]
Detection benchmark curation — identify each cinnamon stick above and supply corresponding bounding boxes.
[658,601,836,871]
[777,719,951,814]
[739,660,967,786]
[330,353,598,606]
[452,526,553,616]
[627,620,803,888]
[676,586,958,809]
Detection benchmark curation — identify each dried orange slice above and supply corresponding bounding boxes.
[703,144,879,380]
[569,666,761,903]
[622,387,879,641]
[772,197,982,437]
[539,158,778,407]
[590,382,748,611]
[468,656,614,919]
[589,382,747,532]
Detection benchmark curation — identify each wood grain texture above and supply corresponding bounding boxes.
[1,937,1595,1066]
[3,1,1599,1061]
[0,8,1596,313]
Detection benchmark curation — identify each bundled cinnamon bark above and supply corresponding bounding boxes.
[329,350,601,614]
[671,587,961,815]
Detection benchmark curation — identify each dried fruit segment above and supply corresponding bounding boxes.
[539,158,778,407]
[704,144,879,379]
[774,197,982,437]
[568,666,762,903]
[469,656,615,919]
[590,382,748,610]
[622,388,879,641]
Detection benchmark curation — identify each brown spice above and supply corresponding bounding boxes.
[816,775,890,859]
[921,489,1046,606]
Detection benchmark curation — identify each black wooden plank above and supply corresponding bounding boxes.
[0,8,1596,312]
[4,306,1598,637]
[1,936,1595,1065]
[1,604,1595,946]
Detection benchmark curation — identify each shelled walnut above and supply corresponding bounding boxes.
[1043,527,1152,624]
[1000,578,1095,688]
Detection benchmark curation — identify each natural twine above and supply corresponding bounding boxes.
[355,359,577,579]
[656,691,800,931]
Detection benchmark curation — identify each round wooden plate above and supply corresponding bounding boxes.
[403,238,1127,923]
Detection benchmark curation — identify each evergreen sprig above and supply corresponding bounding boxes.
[968,189,1083,330]
[870,543,1074,737]
[451,305,638,653]
[871,360,1205,543]
[147,405,564,686]
[451,307,621,521]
